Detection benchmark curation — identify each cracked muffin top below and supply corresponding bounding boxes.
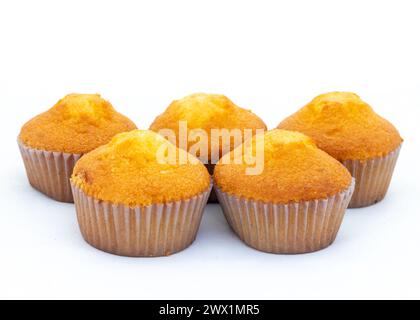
[72,130,211,206]
[19,93,137,154]
[278,92,402,161]
[150,93,267,162]
[214,129,352,203]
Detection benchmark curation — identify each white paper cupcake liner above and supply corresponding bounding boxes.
[342,145,401,208]
[71,183,212,257]
[18,140,82,203]
[215,179,355,254]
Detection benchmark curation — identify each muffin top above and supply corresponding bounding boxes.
[72,130,211,206]
[214,129,352,203]
[149,93,267,161]
[19,94,137,154]
[278,92,402,161]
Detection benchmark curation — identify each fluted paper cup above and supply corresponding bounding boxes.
[215,179,355,254]
[342,145,401,208]
[18,140,82,203]
[71,183,212,257]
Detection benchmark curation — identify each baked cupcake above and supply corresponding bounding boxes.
[71,130,211,257]
[278,92,402,208]
[214,129,354,254]
[18,94,136,203]
[150,93,267,202]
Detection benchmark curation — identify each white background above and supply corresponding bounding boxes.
[0,0,419,299]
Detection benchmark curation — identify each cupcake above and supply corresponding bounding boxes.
[150,93,267,202]
[71,130,211,257]
[18,94,136,203]
[214,129,354,254]
[278,92,402,208]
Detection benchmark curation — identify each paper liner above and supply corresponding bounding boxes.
[342,145,401,208]
[205,163,218,203]
[215,179,355,254]
[71,184,212,257]
[18,140,82,203]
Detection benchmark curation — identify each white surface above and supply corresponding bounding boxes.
[0,0,419,300]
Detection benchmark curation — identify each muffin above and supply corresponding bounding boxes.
[150,93,267,202]
[18,94,136,202]
[278,92,402,208]
[214,129,354,254]
[71,130,211,257]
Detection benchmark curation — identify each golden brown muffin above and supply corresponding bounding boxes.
[72,129,211,206]
[278,92,402,208]
[18,93,137,203]
[150,93,267,202]
[214,129,352,203]
[71,130,212,257]
[214,129,355,254]
[150,93,267,161]
[277,92,402,161]
[19,93,137,154]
